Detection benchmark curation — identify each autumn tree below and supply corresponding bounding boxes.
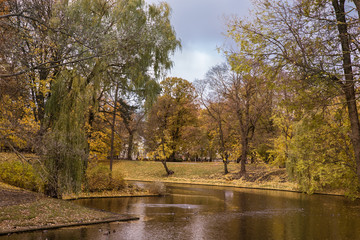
[195,76,233,174]
[180,111,208,162]
[145,77,198,175]
[227,0,360,191]
[0,0,180,197]
[118,102,145,160]
[288,105,355,194]
[0,0,40,153]
[199,62,272,174]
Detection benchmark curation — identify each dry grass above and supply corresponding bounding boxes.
[62,185,156,200]
[0,152,38,163]
[113,160,299,191]
[114,161,236,180]
[0,187,119,232]
[0,198,113,230]
[0,181,21,191]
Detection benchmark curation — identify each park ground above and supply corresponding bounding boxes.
[0,181,147,234]
[113,160,297,191]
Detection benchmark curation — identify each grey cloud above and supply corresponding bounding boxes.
[147,0,251,45]
[167,0,251,44]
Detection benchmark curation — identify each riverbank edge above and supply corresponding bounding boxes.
[0,216,139,236]
[65,194,161,201]
[0,182,150,236]
[124,178,348,198]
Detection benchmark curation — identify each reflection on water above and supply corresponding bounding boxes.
[136,203,201,209]
[3,182,360,240]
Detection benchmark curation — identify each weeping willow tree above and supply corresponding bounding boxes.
[41,68,101,198]
[0,0,179,198]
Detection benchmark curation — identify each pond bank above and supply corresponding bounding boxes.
[116,161,350,197]
[0,182,151,235]
[0,216,139,236]
[126,178,349,197]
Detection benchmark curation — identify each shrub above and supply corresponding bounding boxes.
[86,163,125,192]
[147,181,166,195]
[0,160,43,192]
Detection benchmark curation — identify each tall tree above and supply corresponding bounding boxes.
[145,77,198,175]
[331,0,360,184]
[118,101,145,160]
[98,0,180,171]
[195,75,233,174]
[201,63,272,174]
[227,0,360,187]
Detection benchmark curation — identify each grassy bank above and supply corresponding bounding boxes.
[113,160,299,191]
[62,188,159,200]
[0,153,156,233]
[0,152,157,199]
[0,182,138,234]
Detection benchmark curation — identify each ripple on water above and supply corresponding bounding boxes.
[132,203,202,209]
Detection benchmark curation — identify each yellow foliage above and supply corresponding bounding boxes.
[87,111,123,160]
[85,162,125,192]
[0,160,43,192]
[0,95,39,150]
[147,138,172,161]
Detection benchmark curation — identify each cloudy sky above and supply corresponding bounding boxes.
[145,0,253,82]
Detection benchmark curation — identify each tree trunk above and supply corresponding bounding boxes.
[37,69,49,125]
[169,151,176,161]
[223,153,229,174]
[161,159,174,176]
[44,182,59,198]
[223,161,229,174]
[160,142,174,175]
[332,0,360,184]
[127,131,134,160]
[218,119,229,174]
[44,157,60,198]
[109,83,119,172]
[344,88,360,182]
[240,137,248,174]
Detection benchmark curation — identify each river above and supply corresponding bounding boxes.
[4,182,360,240]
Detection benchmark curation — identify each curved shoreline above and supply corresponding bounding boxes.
[65,194,161,201]
[0,178,350,236]
[0,216,139,236]
[125,178,347,197]
[0,184,145,236]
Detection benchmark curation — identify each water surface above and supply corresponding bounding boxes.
[3,182,360,240]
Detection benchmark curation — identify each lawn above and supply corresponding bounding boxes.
[112,160,297,191]
[114,160,237,180]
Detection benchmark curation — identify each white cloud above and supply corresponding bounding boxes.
[168,47,224,82]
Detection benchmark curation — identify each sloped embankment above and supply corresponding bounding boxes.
[0,183,138,235]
